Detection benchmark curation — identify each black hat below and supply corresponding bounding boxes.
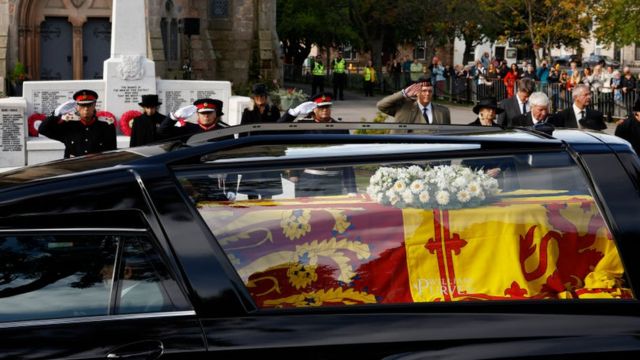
[473,97,504,114]
[139,94,162,107]
[310,92,333,107]
[193,98,224,115]
[252,83,268,96]
[73,89,98,104]
[633,98,640,112]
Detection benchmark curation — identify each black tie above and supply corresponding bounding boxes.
[580,110,585,122]
[423,106,430,123]
[522,101,527,115]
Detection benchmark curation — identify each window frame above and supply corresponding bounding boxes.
[173,144,633,310]
[0,228,192,323]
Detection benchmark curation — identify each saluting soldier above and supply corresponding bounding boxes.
[129,94,166,147]
[39,89,117,158]
[159,98,231,140]
[278,93,356,196]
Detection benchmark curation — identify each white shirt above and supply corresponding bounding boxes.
[516,95,528,115]
[573,104,586,122]
[418,103,433,124]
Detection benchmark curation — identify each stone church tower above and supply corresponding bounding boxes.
[0,0,281,95]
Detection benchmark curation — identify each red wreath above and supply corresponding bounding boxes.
[96,110,116,126]
[119,110,142,136]
[28,113,47,137]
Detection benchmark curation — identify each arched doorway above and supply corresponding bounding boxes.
[17,0,112,80]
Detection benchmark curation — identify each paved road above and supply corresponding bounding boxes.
[283,81,618,135]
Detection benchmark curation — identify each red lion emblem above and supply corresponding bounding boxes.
[519,201,606,296]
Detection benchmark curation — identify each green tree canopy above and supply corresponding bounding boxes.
[593,0,640,46]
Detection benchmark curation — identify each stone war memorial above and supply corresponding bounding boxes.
[0,0,250,168]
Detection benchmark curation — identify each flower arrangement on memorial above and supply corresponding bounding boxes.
[367,164,500,210]
[27,112,46,137]
[119,110,142,136]
[97,110,116,125]
[269,88,308,111]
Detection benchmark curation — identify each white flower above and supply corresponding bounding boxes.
[388,193,400,205]
[419,191,430,203]
[452,176,468,190]
[393,180,407,192]
[467,182,481,196]
[457,190,471,203]
[410,180,425,194]
[436,191,450,206]
[402,189,414,204]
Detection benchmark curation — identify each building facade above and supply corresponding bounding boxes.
[0,0,280,95]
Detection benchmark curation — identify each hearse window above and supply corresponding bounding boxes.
[176,151,632,309]
[0,234,189,323]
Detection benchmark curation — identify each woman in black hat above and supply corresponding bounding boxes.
[240,83,280,127]
[469,97,504,127]
[615,99,640,154]
[129,94,166,147]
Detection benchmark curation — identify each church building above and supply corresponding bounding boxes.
[0,0,280,95]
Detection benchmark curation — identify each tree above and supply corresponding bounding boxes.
[447,0,502,64]
[481,0,592,64]
[593,0,640,46]
[277,0,357,66]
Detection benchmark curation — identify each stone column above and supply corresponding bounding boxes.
[103,0,157,119]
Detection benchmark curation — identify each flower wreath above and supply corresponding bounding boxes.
[27,112,47,137]
[367,164,500,210]
[119,110,142,136]
[96,110,116,126]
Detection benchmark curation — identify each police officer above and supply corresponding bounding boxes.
[278,93,356,196]
[332,51,347,100]
[39,89,116,158]
[311,54,326,96]
[159,98,230,140]
[129,94,166,147]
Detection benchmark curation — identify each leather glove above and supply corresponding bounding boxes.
[54,100,77,116]
[288,101,317,117]
[170,105,197,121]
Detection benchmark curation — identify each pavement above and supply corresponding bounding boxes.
[283,81,618,136]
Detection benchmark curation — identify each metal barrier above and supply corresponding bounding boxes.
[283,64,637,119]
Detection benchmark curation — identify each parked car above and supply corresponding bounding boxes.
[552,54,582,67]
[1,123,640,359]
[582,54,621,69]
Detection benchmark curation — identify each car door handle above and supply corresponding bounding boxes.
[106,340,163,359]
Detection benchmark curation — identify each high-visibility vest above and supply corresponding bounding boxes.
[333,58,346,74]
[364,67,376,82]
[312,62,325,76]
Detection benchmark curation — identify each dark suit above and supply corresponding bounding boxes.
[551,107,606,130]
[497,96,527,128]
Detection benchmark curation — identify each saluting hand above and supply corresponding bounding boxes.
[54,100,77,117]
[403,82,427,98]
[171,105,197,121]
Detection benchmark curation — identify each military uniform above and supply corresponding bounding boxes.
[278,93,356,196]
[159,98,232,140]
[39,89,116,158]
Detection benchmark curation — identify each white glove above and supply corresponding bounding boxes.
[54,100,77,116]
[170,105,197,121]
[288,101,317,117]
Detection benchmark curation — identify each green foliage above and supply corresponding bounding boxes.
[593,0,640,46]
[269,88,309,111]
[354,111,390,134]
[480,0,592,62]
[10,62,27,83]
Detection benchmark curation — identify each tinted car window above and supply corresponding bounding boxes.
[177,150,632,309]
[0,233,189,322]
